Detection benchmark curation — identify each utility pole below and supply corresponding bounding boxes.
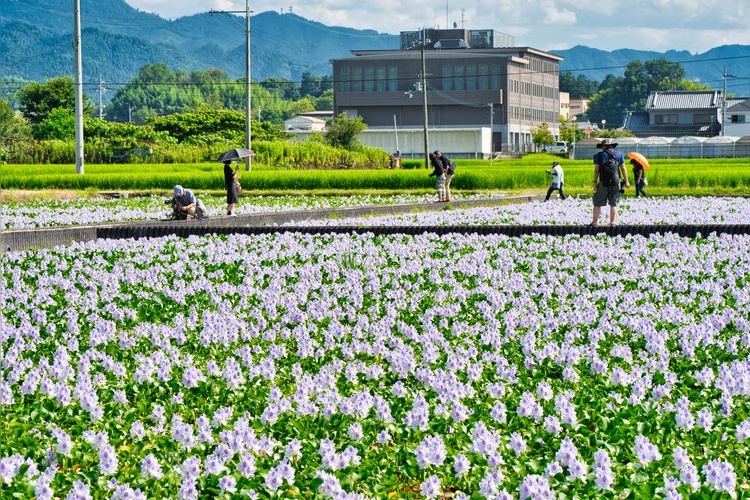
[421,27,429,170]
[721,66,736,136]
[98,76,106,119]
[211,2,252,170]
[73,0,84,174]
[488,102,494,167]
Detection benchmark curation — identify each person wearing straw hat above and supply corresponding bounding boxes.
[590,138,629,226]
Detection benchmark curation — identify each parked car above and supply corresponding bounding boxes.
[542,141,568,153]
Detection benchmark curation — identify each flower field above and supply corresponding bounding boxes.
[0,193,500,231]
[1,199,750,498]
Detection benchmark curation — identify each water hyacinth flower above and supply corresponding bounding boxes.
[633,434,662,466]
[453,454,471,477]
[414,435,447,469]
[508,432,527,456]
[3,207,750,497]
[65,480,92,500]
[52,428,73,456]
[519,474,554,500]
[737,418,750,442]
[140,454,163,480]
[702,459,736,494]
[420,475,441,499]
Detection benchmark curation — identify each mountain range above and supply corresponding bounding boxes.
[1,0,749,98]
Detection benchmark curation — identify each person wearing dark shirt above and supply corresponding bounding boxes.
[224,160,239,216]
[428,151,446,202]
[631,159,647,197]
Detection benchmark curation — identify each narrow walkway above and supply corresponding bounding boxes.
[2,196,749,254]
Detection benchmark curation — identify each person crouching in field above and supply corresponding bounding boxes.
[172,185,207,220]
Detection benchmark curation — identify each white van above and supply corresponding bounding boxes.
[542,141,568,153]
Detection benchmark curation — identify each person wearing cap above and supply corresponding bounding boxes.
[428,150,446,202]
[544,161,566,201]
[172,185,207,220]
[590,138,629,226]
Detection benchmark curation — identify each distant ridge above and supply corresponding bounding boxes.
[0,0,748,96]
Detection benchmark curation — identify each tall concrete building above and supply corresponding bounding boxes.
[331,28,563,154]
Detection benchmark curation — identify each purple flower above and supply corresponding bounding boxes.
[508,432,527,456]
[219,475,237,494]
[420,475,441,499]
[140,454,163,480]
[65,480,92,500]
[347,422,363,441]
[415,435,446,469]
[633,434,661,466]
[519,474,554,500]
[453,454,470,477]
[702,459,736,494]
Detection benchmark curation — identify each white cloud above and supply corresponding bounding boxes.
[123,0,750,53]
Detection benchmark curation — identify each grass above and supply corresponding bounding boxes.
[2,154,750,198]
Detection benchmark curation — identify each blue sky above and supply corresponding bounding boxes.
[125,0,750,54]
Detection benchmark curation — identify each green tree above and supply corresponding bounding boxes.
[17,76,93,124]
[325,113,366,150]
[0,98,31,139]
[33,107,75,140]
[586,58,696,125]
[300,72,332,98]
[149,108,245,145]
[314,89,334,111]
[559,72,599,99]
[558,115,585,145]
[530,122,555,149]
[288,97,316,117]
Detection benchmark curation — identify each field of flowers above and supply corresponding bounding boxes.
[284,196,750,227]
[0,193,500,231]
[1,198,750,498]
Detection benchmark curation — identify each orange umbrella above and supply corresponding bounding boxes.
[627,151,650,170]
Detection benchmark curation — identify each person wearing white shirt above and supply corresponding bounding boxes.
[544,161,566,201]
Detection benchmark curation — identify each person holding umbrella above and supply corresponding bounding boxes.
[224,160,240,216]
[217,148,253,216]
[628,152,649,198]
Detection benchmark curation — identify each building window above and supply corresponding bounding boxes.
[731,114,747,123]
[491,64,500,90]
[442,64,453,91]
[340,67,351,92]
[388,66,398,91]
[364,67,374,92]
[693,113,713,124]
[352,67,362,92]
[455,65,465,91]
[654,114,677,125]
[478,64,489,90]
[466,64,477,90]
[376,67,386,92]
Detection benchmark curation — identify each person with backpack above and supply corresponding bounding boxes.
[544,161,566,201]
[437,151,456,202]
[589,138,629,226]
[428,151,446,202]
